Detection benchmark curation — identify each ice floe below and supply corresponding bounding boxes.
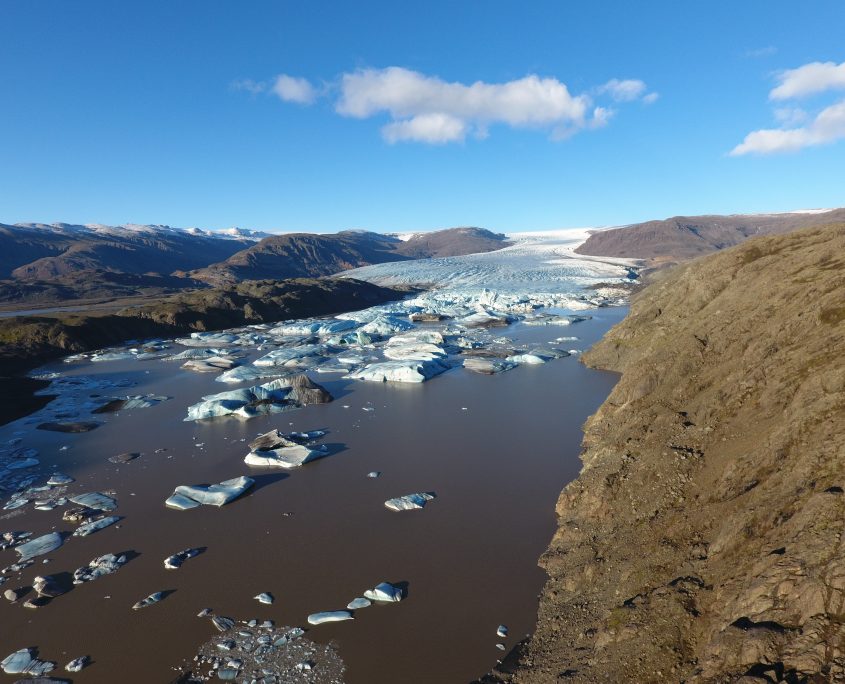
[73,553,127,584]
[15,532,63,562]
[165,476,254,509]
[132,591,165,610]
[1,648,55,676]
[384,492,437,511]
[307,610,354,625]
[73,515,121,537]
[363,581,404,602]
[184,375,331,421]
[347,359,450,383]
[164,548,202,569]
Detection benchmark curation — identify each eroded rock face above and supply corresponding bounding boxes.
[497,224,845,683]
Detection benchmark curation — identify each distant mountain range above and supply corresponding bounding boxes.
[0,223,510,307]
[576,208,845,265]
[188,227,511,286]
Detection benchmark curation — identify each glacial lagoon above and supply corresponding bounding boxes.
[0,232,633,682]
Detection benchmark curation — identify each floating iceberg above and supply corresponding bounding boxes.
[506,353,547,365]
[185,375,331,421]
[132,591,165,610]
[346,597,371,609]
[68,492,117,511]
[359,314,414,337]
[165,476,254,509]
[347,359,450,384]
[164,548,202,569]
[245,444,327,469]
[0,648,55,676]
[73,515,121,537]
[253,344,325,367]
[182,357,238,372]
[215,365,288,384]
[307,610,354,625]
[462,358,516,375]
[15,532,63,562]
[363,582,404,602]
[270,319,357,336]
[73,553,127,584]
[384,492,436,511]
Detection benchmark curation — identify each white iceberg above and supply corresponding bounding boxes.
[347,359,449,384]
[384,492,436,511]
[307,610,354,625]
[363,582,404,603]
[244,445,327,469]
[73,553,127,583]
[15,532,63,561]
[165,476,254,509]
[253,344,325,367]
[73,515,121,537]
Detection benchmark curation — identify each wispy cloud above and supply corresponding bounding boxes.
[595,78,657,103]
[239,66,656,144]
[744,46,777,59]
[271,75,318,104]
[731,59,845,155]
[731,100,845,155]
[769,60,845,100]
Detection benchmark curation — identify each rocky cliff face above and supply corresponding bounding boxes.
[499,223,845,682]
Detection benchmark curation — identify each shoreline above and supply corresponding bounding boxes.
[481,223,845,682]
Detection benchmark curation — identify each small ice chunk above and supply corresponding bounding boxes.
[346,597,371,610]
[384,492,436,511]
[73,515,121,537]
[244,445,327,469]
[212,616,235,632]
[73,553,127,584]
[47,472,74,486]
[497,624,509,638]
[363,582,404,603]
[1,648,54,675]
[15,532,63,562]
[367,471,381,478]
[65,655,90,672]
[132,591,165,610]
[307,610,354,625]
[254,592,274,605]
[68,492,117,511]
[166,476,254,509]
[164,548,202,569]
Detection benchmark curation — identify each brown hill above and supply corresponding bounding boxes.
[575,209,845,265]
[485,223,845,682]
[189,227,511,286]
[0,223,249,280]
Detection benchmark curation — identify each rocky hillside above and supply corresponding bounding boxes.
[575,209,845,265]
[0,223,251,280]
[189,227,511,286]
[492,223,845,682]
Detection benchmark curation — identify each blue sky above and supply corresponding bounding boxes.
[1,1,844,233]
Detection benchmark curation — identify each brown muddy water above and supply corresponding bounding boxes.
[0,307,626,683]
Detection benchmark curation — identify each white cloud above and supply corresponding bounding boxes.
[271,74,317,104]
[242,66,653,144]
[770,60,845,100]
[730,100,845,155]
[337,67,590,126]
[642,92,660,105]
[597,79,645,102]
[382,113,468,144]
